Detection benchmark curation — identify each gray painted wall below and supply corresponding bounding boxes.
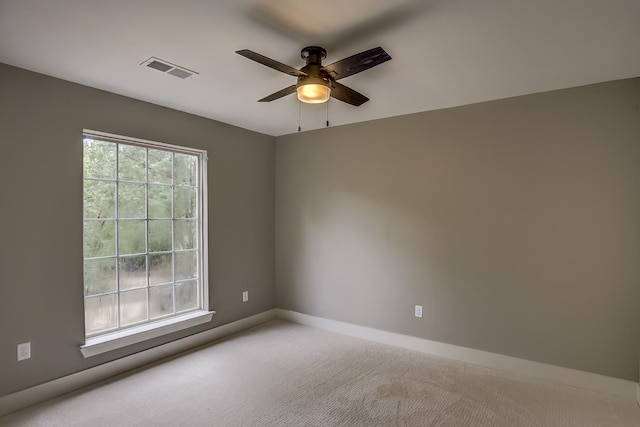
[0,63,275,396]
[1,61,638,398]
[275,79,640,380]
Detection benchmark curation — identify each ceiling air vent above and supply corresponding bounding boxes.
[141,57,198,79]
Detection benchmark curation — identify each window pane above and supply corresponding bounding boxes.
[84,220,116,257]
[174,153,197,186]
[83,139,116,179]
[118,220,146,255]
[118,145,146,182]
[149,253,172,285]
[84,258,116,296]
[119,255,147,290]
[85,294,117,335]
[148,185,172,218]
[84,181,115,219]
[120,288,148,326]
[118,183,146,218]
[149,220,172,252]
[148,149,172,184]
[175,250,197,281]
[83,134,205,338]
[174,187,197,219]
[175,220,197,250]
[175,280,199,312]
[150,284,174,319]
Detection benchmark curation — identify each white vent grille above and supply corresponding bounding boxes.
[141,57,198,79]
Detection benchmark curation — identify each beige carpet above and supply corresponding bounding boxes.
[1,320,639,426]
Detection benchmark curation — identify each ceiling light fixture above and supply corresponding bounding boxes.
[296,75,331,104]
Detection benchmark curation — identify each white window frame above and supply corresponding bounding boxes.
[80,130,214,358]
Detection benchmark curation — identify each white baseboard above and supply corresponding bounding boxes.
[275,309,637,401]
[3,308,637,417]
[0,309,277,417]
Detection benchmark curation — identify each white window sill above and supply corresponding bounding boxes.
[80,310,215,358]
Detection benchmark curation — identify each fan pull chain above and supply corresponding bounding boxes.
[298,101,302,132]
[326,101,329,127]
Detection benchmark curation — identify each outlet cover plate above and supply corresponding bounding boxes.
[414,305,423,318]
[242,291,249,302]
[17,342,31,361]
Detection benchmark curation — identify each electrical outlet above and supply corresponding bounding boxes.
[242,291,249,302]
[414,305,423,318]
[17,342,31,361]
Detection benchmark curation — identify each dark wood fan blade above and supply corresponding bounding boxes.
[236,49,307,77]
[322,47,391,81]
[330,81,369,106]
[258,85,297,102]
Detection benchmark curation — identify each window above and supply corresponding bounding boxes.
[82,130,209,346]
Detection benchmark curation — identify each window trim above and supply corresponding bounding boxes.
[80,310,215,357]
[80,129,212,357]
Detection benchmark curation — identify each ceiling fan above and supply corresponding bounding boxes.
[236,46,391,106]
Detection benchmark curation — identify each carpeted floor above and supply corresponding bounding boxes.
[1,320,639,426]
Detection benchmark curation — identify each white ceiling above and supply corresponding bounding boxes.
[1,0,639,136]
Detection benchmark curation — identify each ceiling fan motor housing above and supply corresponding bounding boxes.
[296,74,331,89]
[296,46,331,87]
[299,46,331,88]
